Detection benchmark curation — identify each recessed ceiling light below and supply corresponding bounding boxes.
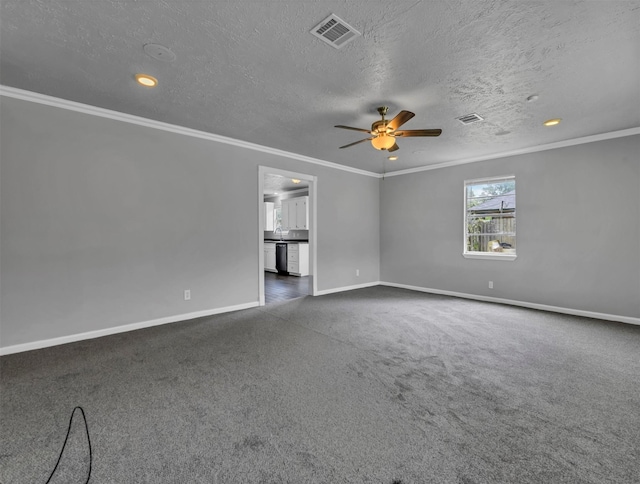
[135,73,158,87]
[291,179,301,184]
[543,118,562,126]
[388,156,398,161]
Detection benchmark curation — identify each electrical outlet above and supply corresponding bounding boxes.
[356,269,360,277]
[488,281,493,289]
[184,289,191,300]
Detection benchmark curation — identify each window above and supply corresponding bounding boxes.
[464,176,516,260]
[274,205,289,235]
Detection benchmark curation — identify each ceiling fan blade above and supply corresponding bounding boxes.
[387,110,415,131]
[339,138,373,149]
[388,143,400,152]
[394,129,442,137]
[335,125,372,134]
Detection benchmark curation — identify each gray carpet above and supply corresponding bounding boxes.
[1,286,639,483]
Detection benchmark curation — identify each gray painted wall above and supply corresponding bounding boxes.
[380,135,640,319]
[0,97,380,347]
[2,94,636,350]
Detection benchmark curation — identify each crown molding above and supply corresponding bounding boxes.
[0,85,380,178]
[3,85,638,180]
[264,186,309,198]
[383,127,640,177]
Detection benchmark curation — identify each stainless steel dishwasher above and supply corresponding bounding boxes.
[276,243,288,274]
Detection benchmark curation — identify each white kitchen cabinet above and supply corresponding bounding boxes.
[281,196,308,230]
[264,202,275,231]
[281,198,293,230]
[264,242,276,272]
[295,197,308,229]
[281,199,291,230]
[287,242,309,276]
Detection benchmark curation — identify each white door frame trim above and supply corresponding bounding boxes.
[258,166,318,305]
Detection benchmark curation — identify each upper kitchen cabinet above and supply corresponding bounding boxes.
[295,197,308,230]
[264,202,275,231]
[282,196,308,230]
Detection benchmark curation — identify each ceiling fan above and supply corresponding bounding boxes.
[335,106,442,152]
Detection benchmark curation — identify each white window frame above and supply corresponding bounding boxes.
[463,175,517,261]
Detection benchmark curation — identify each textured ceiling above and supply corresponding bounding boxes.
[264,174,309,195]
[1,1,639,174]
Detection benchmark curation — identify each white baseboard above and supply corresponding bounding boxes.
[315,281,381,296]
[380,281,640,326]
[0,301,259,356]
[3,283,637,356]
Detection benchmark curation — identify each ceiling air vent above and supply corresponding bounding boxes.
[456,113,484,125]
[310,14,361,49]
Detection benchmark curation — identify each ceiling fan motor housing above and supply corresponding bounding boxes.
[371,120,390,134]
[371,117,394,150]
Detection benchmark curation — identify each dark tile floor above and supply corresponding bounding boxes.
[264,271,310,304]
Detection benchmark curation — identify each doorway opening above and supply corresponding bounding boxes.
[258,166,317,305]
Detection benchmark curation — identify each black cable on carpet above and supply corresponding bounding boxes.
[45,406,92,484]
[41,405,400,484]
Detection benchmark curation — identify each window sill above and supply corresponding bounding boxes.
[463,252,517,261]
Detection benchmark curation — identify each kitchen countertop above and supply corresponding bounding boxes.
[264,240,309,243]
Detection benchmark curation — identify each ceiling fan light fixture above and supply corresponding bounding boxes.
[371,134,395,150]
